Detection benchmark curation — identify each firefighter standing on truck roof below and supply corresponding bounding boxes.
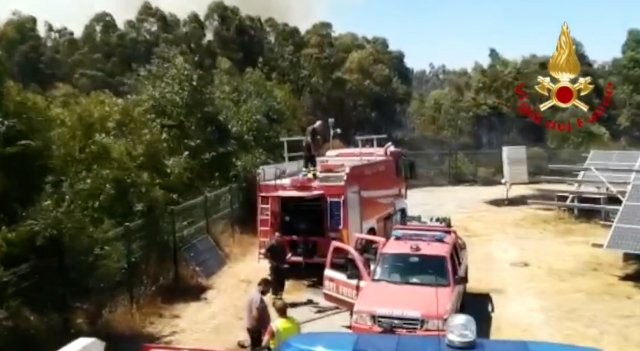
[261,299,300,350]
[302,120,324,176]
[265,232,287,299]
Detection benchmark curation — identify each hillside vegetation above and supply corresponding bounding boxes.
[1,1,640,350]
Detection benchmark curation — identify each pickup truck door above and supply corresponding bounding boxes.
[323,241,371,310]
[457,237,468,273]
[353,233,386,272]
[452,243,467,312]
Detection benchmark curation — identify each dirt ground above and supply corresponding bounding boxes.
[148,184,640,351]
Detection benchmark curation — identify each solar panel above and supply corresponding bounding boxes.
[604,225,640,253]
[614,151,640,163]
[604,181,640,253]
[586,150,613,163]
[626,185,640,203]
[578,150,640,190]
[614,203,640,226]
[182,235,226,278]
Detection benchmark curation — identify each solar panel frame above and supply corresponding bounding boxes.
[182,235,226,279]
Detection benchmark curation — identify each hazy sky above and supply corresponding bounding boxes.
[1,0,638,69]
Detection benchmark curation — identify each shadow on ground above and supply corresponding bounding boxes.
[485,193,550,208]
[461,292,494,339]
[103,331,172,351]
[156,280,210,304]
[287,264,325,288]
[619,254,640,287]
[408,180,501,190]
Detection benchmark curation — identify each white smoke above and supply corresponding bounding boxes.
[1,0,340,34]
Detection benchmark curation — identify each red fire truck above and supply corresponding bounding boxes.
[257,135,415,264]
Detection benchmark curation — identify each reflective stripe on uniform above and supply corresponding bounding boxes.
[269,317,300,349]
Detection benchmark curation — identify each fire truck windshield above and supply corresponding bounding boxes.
[372,253,449,287]
[279,196,325,237]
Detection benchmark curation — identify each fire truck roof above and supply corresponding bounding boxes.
[382,232,455,256]
[325,147,392,158]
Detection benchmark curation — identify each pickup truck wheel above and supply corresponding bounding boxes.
[460,268,469,312]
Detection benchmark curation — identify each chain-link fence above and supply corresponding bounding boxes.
[0,183,242,334]
[407,147,588,186]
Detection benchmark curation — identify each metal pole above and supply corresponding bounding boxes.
[203,192,209,235]
[283,140,289,162]
[330,129,333,150]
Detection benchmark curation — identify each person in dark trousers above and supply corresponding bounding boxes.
[245,278,272,351]
[265,232,288,299]
[302,120,324,175]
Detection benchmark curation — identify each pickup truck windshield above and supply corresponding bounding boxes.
[372,253,449,286]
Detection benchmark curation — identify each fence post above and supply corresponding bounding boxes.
[447,146,452,184]
[228,185,236,241]
[170,207,179,283]
[123,223,134,308]
[54,236,71,333]
[229,185,234,221]
[203,191,209,236]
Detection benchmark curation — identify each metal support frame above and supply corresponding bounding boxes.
[528,200,620,211]
[589,166,625,201]
[534,188,626,196]
[280,136,305,162]
[356,135,388,148]
[549,164,640,172]
[548,159,640,219]
[539,176,630,184]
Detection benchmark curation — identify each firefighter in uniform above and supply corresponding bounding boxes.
[261,299,300,350]
[302,120,324,177]
[264,232,287,299]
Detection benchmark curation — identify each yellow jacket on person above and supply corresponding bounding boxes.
[269,316,300,349]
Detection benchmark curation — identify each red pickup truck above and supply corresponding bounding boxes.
[322,222,468,335]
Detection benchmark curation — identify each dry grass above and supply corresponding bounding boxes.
[93,222,250,349]
[144,228,268,349]
[453,185,640,351]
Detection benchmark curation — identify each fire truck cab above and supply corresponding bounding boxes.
[257,135,414,264]
[322,217,468,335]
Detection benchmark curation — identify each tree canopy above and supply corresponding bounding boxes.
[1,2,640,349]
